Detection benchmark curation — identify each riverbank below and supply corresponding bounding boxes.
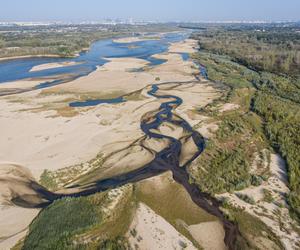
[0,37,223,249]
[0,54,67,62]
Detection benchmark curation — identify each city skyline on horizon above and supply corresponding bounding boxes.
[1,0,299,23]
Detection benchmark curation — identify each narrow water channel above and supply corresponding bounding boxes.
[4,34,241,249]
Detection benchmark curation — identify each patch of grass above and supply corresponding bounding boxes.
[39,169,58,190]
[236,193,255,205]
[23,185,135,250]
[134,173,214,248]
[39,153,104,190]
[97,187,136,239]
[192,52,258,89]
[22,193,106,250]
[222,202,284,250]
[124,90,145,101]
[53,105,80,117]
[232,209,284,250]
[135,174,216,225]
[10,239,24,250]
[96,237,130,250]
[263,189,274,203]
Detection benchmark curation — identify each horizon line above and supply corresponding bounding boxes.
[0,19,299,24]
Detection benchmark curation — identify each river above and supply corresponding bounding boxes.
[2,32,240,249]
[0,32,188,84]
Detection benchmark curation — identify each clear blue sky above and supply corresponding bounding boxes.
[1,0,300,22]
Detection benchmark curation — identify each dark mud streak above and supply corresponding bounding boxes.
[141,82,241,249]
[13,77,240,249]
[9,65,241,248]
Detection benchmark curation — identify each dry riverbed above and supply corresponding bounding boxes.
[0,38,223,249]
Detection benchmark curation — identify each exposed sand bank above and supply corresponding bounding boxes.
[0,37,216,189]
[136,171,217,224]
[46,52,198,96]
[168,39,199,54]
[128,203,197,250]
[0,206,39,250]
[0,79,44,90]
[44,57,152,95]
[219,103,240,112]
[113,35,160,43]
[217,154,300,249]
[0,38,224,249]
[30,61,83,72]
[134,172,221,249]
[188,221,226,250]
[0,163,42,250]
[0,95,154,180]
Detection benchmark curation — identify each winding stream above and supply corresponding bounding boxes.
[10,79,241,249]
[2,34,241,249]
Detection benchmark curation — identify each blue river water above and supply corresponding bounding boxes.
[70,96,126,107]
[0,32,190,84]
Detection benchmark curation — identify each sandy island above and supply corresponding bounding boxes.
[113,35,161,43]
[29,61,83,72]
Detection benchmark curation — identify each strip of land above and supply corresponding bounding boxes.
[29,61,83,72]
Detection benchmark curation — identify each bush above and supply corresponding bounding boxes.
[97,237,129,250]
[236,193,255,205]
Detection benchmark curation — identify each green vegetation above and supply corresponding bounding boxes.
[252,92,300,219]
[22,185,134,250]
[219,198,283,249]
[263,189,274,203]
[39,169,58,190]
[192,51,258,89]
[135,174,216,224]
[236,193,255,205]
[39,153,104,191]
[97,237,129,250]
[23,193,105,250]
[191,84,268,194]
[0,29,117,58]
[195,145,251,193]
[228,207,283,249]
[0,23,181,59]
[253,72,300,104]
[192,25,300,77]
[192,24,300,223]
[135,174,211,248]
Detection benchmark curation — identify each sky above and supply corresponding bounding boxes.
[0,0,300,22]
